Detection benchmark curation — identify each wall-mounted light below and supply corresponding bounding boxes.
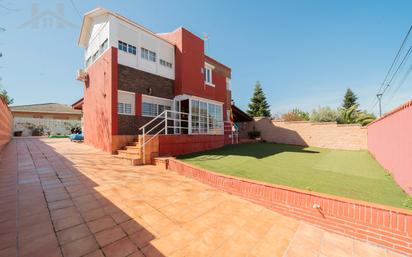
[148,87,152,95]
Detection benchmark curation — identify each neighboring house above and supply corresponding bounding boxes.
[10,103,82,136]
[76,7,239,162]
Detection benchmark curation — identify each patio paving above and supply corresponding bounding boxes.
[0,138,405,257]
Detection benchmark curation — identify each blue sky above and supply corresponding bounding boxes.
[1,0,411,116]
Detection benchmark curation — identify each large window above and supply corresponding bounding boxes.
[141,48,156,62]
[118,90,135,115]
[141,95,172,117]
[190,99,223,134]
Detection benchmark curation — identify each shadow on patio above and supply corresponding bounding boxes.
[0,138,166,257]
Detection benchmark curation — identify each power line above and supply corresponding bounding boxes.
[385,61,412,108]
[68,0,82,19]
[369,25,412,113]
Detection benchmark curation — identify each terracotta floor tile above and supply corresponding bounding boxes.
[61,235,98,257]
[94,226,126,247]
[81,207,107,222]
[129,229,157,249]
[83,250,105,257]
[53,213,84,231]
[102,237,137,257]
[119,219,145,235]
[57,223,91,245]
[0,138,407,257]
[87,216,116,233]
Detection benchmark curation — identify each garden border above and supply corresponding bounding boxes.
[155,158,412,256]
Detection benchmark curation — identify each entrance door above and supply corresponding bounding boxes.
[180,99,189,134]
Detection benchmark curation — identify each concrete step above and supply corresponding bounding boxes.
[113,155,142,166]
[124,145,141,152]
[117,150,141,158]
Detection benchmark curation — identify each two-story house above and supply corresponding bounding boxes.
[77,7,235,164]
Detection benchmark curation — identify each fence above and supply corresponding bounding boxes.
[0,98,13,151]
[239,118,367,150]
[367,100,412,195]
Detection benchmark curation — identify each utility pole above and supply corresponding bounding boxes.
[377,93,383,117]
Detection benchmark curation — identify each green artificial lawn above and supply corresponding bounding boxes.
[177,143,411,209]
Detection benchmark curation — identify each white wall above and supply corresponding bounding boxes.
[84,14,175,80]
[14,117,81,137]
[85,14,110,66]
[109,15,175,80]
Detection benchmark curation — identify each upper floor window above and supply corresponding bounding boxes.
[118,41,128,52]
[86,56,91,67]
[92,51,99,62]
[204,63,215,86]
[100,39,108,53]
[160,59,173,68]
[128,45,136,55]
[204,67,212,85]
[149,51,156,62]
[141,48,156,62]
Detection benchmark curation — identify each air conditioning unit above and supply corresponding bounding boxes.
[76,69,88,82]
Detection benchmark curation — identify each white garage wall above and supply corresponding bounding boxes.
[14,117,81,137]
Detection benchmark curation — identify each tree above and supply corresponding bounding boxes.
[247,81,271,117]
[342,88,358,109]
[338,105,376,126]
[0,85,13,105]
[282,108,309,121]
[310,106,339,122]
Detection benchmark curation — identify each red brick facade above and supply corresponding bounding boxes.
[163,159,412,256]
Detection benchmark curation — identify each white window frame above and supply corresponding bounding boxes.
[141,95,173,117]
[118,90,135,116]
[204,62,215,87]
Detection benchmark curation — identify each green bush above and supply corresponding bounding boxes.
[310,107,339,122]
[282,108,310,121]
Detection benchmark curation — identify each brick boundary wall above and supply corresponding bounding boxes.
[367,99,412,195]
[239,118,367,150]
[157,158,412,256]
[0,98,13,151]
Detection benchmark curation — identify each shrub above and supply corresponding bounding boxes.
[310,107,339,122]
[282,108,310,121]
[337,105,376,126]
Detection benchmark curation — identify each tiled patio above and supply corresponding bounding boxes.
[0,138,405,257]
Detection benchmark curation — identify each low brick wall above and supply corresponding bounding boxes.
[158,134,224,156]
[239,118,367,150]
[0,99,13,151]
[163,159,412,256]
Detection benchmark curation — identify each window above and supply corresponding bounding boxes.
[190,99,223,134]
[118,41,128,52]
[204,66,212,85]
[86,56,91,67]
[100,39,108,53]
[141,95,172,117]
[128,44,136,55]
[141,48,149,60]
[160,59,173,68]
[118,90,135,115]
[92,51,99,62]
[141,48,156,62]
[149,51,156,62]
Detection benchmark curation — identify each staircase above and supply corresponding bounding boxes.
[114,135,159,166]
[114,136,142,166]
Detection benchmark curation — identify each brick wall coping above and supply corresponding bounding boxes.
[267,119,365,128]
[368,99,412,127]
[165,158,412,216]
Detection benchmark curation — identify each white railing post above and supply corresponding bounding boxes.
[142,127,146,164]
[165,111,168,135]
